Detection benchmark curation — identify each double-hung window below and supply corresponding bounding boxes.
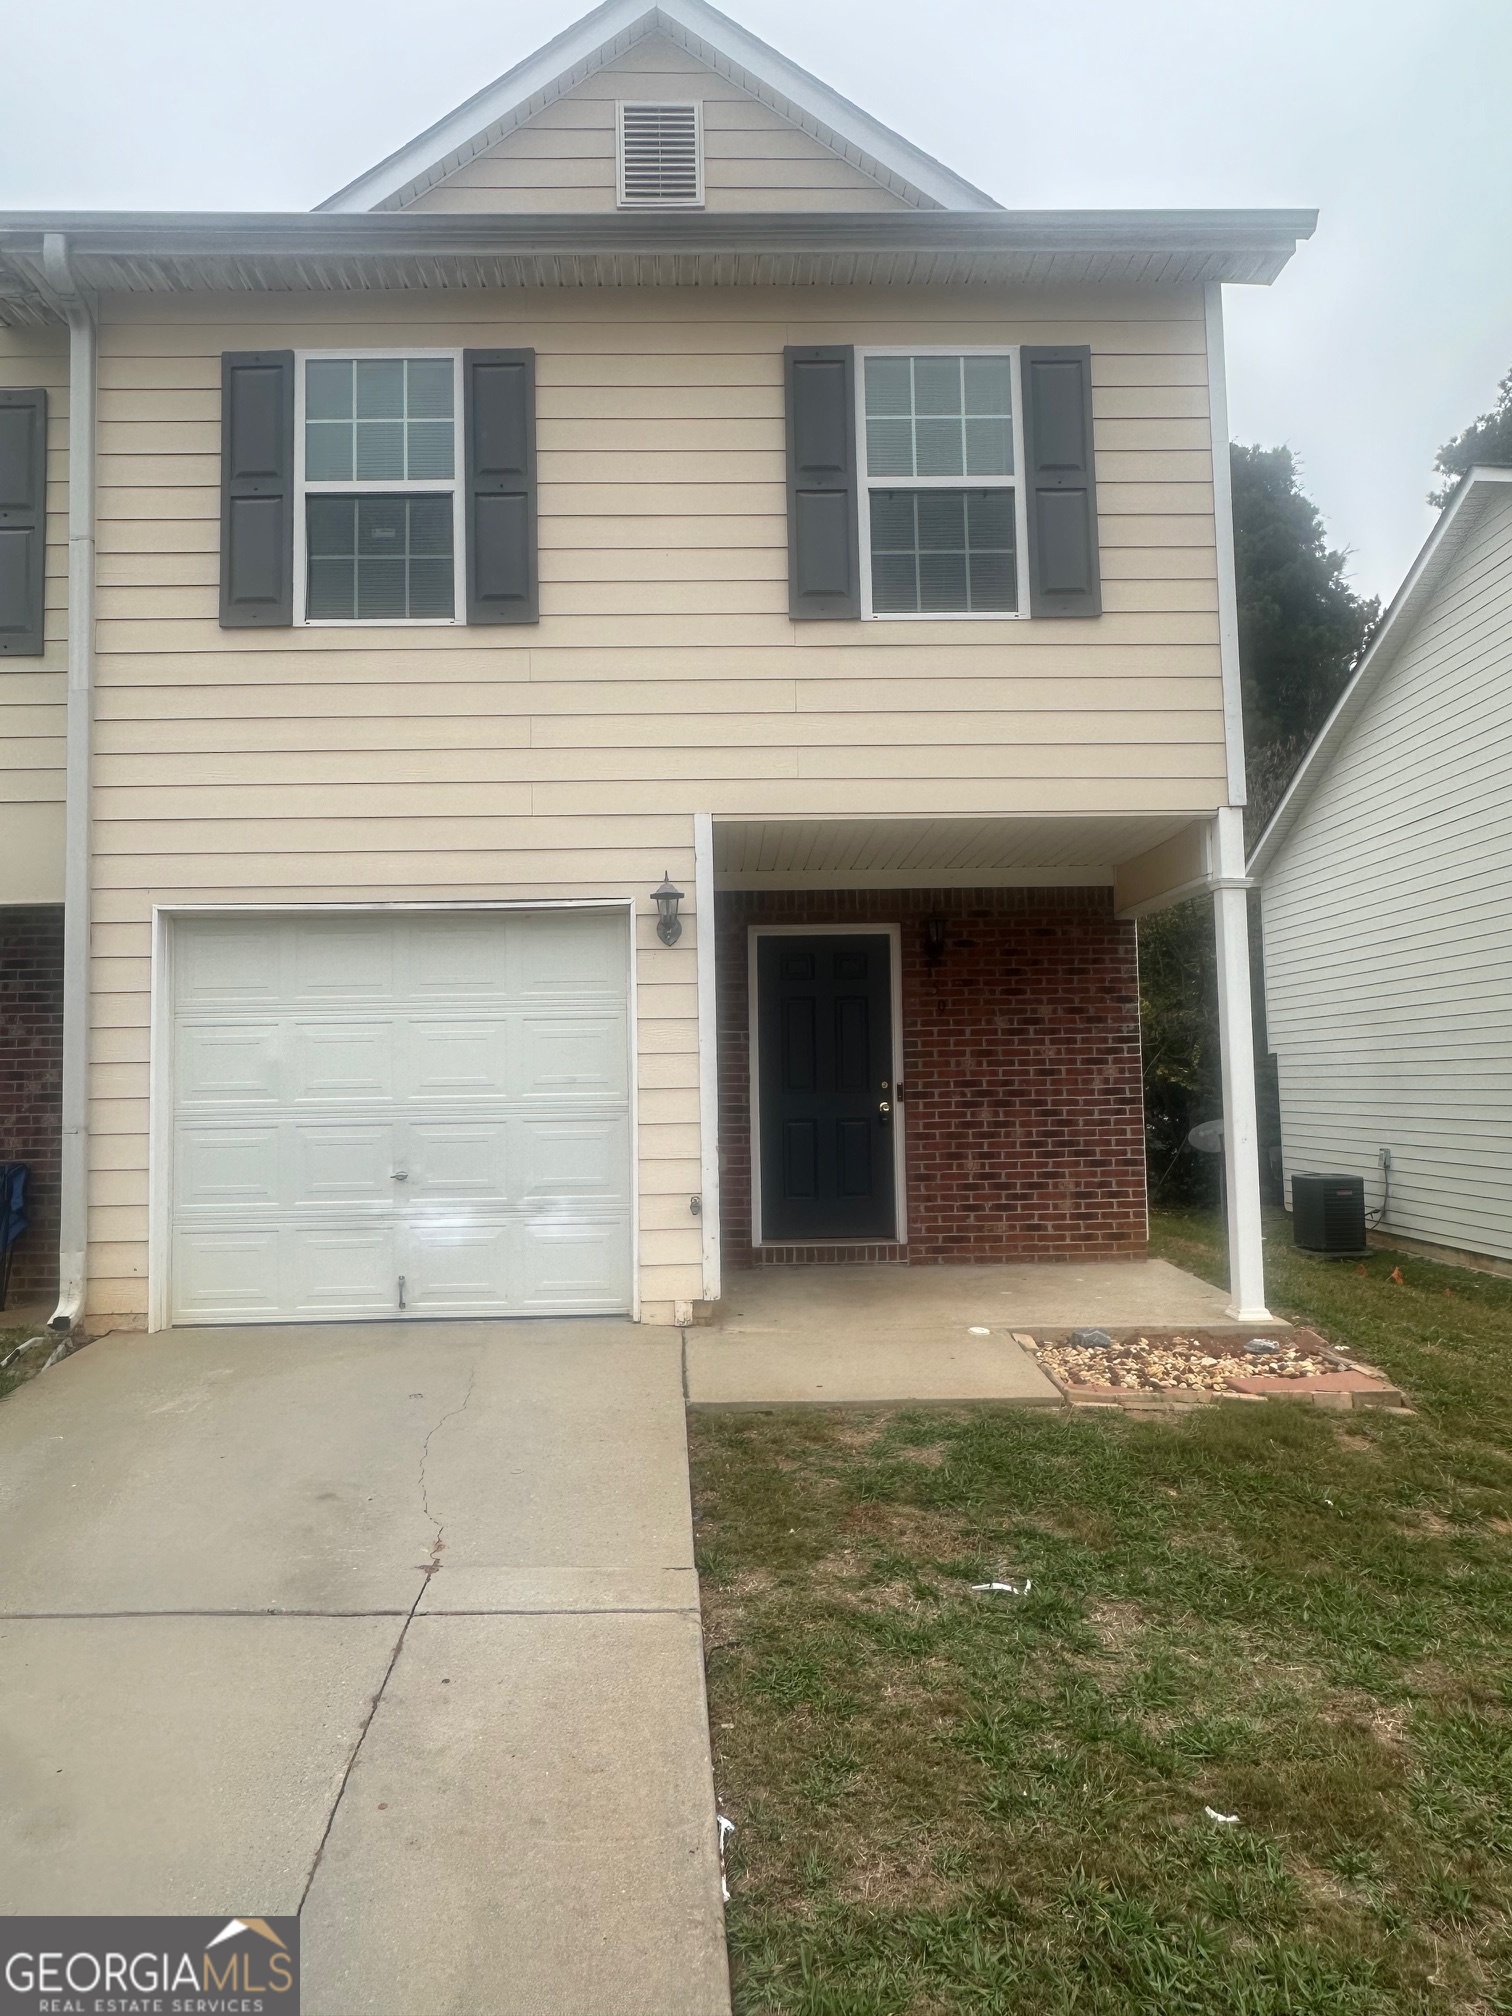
[857,349,1026,618]
[295,351,464,624]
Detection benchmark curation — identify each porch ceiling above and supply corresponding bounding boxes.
[712,814,1194,889]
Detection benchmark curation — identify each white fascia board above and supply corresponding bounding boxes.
[1247,465,1512,880]
[317,0,1001,214]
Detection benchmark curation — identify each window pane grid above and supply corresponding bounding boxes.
[305,495,455,622]
[862,353,1019,616]
[305,358,456,486]
[868,489,1017,616]
[863,354,1013,481]
[300,355,459,625]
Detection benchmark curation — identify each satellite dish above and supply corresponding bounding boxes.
[1187,1119,1225,1155]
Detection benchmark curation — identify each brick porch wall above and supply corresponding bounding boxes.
[0,906,64,1307]
[716,887,1147,1268]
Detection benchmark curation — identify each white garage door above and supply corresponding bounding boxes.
[168,910,632,1324]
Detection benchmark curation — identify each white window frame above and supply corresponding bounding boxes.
[294,348,466,628]
[616,100,705,209]
[855,345,1030,622]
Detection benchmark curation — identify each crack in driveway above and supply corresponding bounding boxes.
[298,1363,477,1913]
[419,1365,477,1557]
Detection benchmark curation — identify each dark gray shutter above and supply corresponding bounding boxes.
[0,388,47,657]
[785,346,859,620]
[465,349,537,624]
[220,351,294,628]
[1021,345,1101,619]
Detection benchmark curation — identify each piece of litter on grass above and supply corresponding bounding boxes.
[968,1326,991,1336]
[970,1578,1031,1596]
[717,1814,736,1901]
[1204,1807,1239,1824]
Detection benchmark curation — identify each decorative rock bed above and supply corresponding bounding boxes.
[1013,1328,1409,1412]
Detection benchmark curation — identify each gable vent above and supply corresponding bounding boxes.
[617,102,703,208]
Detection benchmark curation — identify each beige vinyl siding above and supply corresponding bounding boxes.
[1262,486,1512,1263]
[78,280,1221,1321]
[0,325,69,901]
[405,34,913,214]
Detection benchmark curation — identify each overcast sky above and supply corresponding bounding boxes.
[5,0,1509,602]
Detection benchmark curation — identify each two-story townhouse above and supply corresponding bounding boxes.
[0,0,1309,1335]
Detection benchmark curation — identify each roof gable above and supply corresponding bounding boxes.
[1249,467,1512,877]
[401,33,915,216]
[318,0,1001,215]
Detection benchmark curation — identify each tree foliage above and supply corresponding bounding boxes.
[1231,444,1378,832]
[1430,366,1512,509]
[1138,893,1220,1202]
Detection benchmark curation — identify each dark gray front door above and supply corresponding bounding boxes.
[756,933,896,1242]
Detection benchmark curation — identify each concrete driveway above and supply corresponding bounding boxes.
[0,1321,731,2016]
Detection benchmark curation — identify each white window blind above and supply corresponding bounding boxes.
[617,102,703,207]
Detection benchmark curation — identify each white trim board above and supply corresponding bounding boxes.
[746,922,906,1250]
[693,811,721,1301]
[1204,283,1248,809]
[317,0,1000,215]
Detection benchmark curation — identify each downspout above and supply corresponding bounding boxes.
[41,235,95,1331]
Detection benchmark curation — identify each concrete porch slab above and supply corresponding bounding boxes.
[686,1260,1264,1407]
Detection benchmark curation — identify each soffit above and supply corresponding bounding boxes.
[713,815,1194,886]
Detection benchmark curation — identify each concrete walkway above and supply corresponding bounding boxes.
[0,1321,730,2016]
[687,1260,1263,1405]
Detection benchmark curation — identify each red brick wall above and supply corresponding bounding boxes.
[717,888,1146,1267]
[0,907,64,1306]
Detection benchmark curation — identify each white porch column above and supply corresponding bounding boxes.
[1211,807,1270,1320]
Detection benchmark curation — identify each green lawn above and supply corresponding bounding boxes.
[690,1209,1512,2014]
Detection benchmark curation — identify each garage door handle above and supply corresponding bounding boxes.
[391,1171,409,1181]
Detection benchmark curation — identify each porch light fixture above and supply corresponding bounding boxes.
[652,872,684,945]
[923,913,948,969]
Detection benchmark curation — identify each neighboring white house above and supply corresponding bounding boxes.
[1250,466,1512,1267]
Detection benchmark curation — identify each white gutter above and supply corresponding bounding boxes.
[41,234,95,1332]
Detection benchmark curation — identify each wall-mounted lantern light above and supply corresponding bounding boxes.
[922,913,947,969]
[652,872,684,946]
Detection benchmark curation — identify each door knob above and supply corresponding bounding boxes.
[878,1101,891,1115]
[391,1171,409,1182]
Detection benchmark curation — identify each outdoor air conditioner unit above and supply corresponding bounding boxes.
[1291,1173,1368,1255]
